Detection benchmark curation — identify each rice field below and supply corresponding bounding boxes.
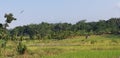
[44,50,120,58]
[0,34,120,58]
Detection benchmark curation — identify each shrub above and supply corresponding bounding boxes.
[17,42,27,55]
[0,40,7,48]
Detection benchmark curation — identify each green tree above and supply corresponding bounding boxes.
[4,13,16,29]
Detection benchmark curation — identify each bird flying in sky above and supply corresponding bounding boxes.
[20,10,24,14]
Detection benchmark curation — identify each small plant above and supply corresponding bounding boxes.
[0,40,7,48]
[90,40,96,44]
[17,42,27,55]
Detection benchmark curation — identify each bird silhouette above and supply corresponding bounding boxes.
[20,10,24,14]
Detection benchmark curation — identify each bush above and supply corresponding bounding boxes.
[17,42,27,55]
[0,40,7,48]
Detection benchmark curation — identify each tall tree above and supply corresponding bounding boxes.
[4,13,16,29]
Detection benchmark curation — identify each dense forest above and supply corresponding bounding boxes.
[0,13,120,40]
[8,18,120,40]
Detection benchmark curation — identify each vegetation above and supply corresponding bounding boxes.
[45,50,120,58]
[0,35,119,58]
[17,42,27,55]
[10,18,120,40]
[0,13,120,58]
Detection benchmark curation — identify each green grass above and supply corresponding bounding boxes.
[0,34,120,58]
[44,50,120,58]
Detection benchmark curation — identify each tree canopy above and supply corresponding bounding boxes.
[9,18,120,40]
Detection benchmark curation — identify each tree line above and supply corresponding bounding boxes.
[0,13,120,40]
[9,18,120,40]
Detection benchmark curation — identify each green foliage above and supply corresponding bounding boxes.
[4,13,16,24]
[0,13,16,41]
[0,40,7,48]
[17,42,27,55]
[0,24,3,28]
[10,18,120,40]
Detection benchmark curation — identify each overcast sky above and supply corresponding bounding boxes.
[0,0,120,28]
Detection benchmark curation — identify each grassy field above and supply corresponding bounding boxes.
[0,34,120,58]
[44,50,120,58]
